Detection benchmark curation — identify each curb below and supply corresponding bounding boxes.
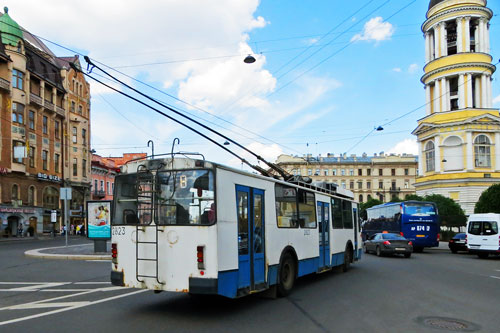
[24,244,111,261]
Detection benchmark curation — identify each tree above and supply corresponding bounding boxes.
[423,194,466,229]
[359,198,383,220]
[405,194,424,201]
[475,184,500,213]
[390,196,403,202]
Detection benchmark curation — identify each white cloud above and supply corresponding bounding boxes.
[493,95,500,105]
[351,17,394,42]
[392,68,402,73]
[408,63,419,74]
[387,139,418,155]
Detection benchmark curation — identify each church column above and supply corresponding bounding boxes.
[434,25,440,58]
[485,20,490,54]
[435,137,441,172]
[466,74,473,108]
[418,143,424,176]
[425,85,431,115]
[475,76,481,107]
[445,79,451,111]
[496,133,500,171]
[441,22,448,57]
[425,32,431,63]
[458,74,465,109]
[466,132,473,170]
[486,75,492,108]
[478,18,486,53]
[481,75,487,108]
[456,17,463,53]
[464,17,471,52]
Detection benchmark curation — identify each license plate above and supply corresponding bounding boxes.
[395,248,406,251]
[455,240,465,244]
[416,235,425,238]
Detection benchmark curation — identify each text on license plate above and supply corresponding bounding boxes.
[416,235,425,238]
[395,248,406,251]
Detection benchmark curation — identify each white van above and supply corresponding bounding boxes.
[466,213,500,258]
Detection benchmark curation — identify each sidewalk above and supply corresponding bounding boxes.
[25,242,111,260]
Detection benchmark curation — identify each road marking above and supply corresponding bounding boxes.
[0,289,147,326]
[0,282,72,285]
[6,302,91,310]
[85,260,110,262]
[74,282,109,284]
[40,289,91,292]
[1,283,70,292]
[490,276,500,280]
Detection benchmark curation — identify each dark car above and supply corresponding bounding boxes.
[363,233,413,258]
[448,233,467,253]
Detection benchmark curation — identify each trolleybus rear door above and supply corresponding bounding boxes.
[236,186,265,292]
[317,202,330,270]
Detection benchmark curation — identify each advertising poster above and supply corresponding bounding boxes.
[87,201,112,239]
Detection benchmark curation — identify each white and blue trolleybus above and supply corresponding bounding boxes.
[110,156,362,298]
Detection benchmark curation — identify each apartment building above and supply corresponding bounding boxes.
[275,153,418,203]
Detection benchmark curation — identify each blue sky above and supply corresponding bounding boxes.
[5,0,500,168]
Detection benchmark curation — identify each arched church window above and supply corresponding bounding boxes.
[425,141,435,172]
[443,136,463,171]
[474,135,491,168]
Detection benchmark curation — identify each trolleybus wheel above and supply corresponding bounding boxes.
[342,246,352,272]
[277,252,296,297]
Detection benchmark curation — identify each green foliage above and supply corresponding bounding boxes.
[390,196,403,202]
[474,184,500,213]
[359,198,383,220]
[423,194,466,228]
[405,194,424,201]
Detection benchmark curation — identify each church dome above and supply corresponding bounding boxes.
[0,7,23,47]
[429,0,486,10]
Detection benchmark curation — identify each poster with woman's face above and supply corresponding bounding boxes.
[87,201,111,239]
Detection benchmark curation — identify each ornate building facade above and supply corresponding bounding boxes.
[275,153,418,203]
[0,8,91,236]
[413,0,500,214]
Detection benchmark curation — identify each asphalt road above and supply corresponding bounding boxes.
[1,239,499,333]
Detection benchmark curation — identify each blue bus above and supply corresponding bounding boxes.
[363,201,439,252]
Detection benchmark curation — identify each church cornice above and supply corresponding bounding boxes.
[422,6,493,32]
[412,111,500,136]
[421,62,495,83]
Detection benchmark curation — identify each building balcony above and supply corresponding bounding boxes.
[44,100,55,112]
[94,190,106,198]
[30,93,43,107]
[389,187,401,193]
[0,77,10,91]
[55,105,65,118]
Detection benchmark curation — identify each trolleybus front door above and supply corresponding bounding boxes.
[236,186,265,292]
[317,202,330,270]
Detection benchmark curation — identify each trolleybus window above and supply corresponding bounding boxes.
[276,184,298,228]
[343,200,353,229]
[157,170,215,225]
[298,189,316,229]
[332,198,343,229]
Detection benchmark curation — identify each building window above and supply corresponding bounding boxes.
[12,141,24,164]
[55,121,60,139]
[404,168,409,176]
[379,169,383,176]
[112,183,114,194]
[358,169,362,176]
[315,169,320,176]
[307,169,312,176]
[367,169,371,176]
[29,146,35,168]
[28,186,35,206]
[73,158,78,176]
[29,110,35,129]
[323,169,328,176]
[341,169,345,176]
[425,141,435,172]
[42,150,48,170]
[94,180,98,192]
[43,116,48,134]
[100,180,104,191]
[332,169,337,176]
[349,169,354,176]
[391,169,396,176]
[71,101,75,113]
[359,194,363,203]
[367,181,371,189]
[82,129,87,146]
[474,135,491,168]
[379,181,383,189]
[78,105,83,114]
[43,186,59,209]
[55,154,60,173]
[12,102,25,124]
[107,181,110,195]
[405,180,409,189]
[391,181,397,190]
[341,181,346,189]
[82,159,87,177]
[11,184,19,200]
[72,127,77,144]
[357,181,363,189]
[379,194,384,202]
[12,69,24,90]
[350,181,354,189]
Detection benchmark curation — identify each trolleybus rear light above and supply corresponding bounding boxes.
[197,246,205,270]
[111,243,118,264]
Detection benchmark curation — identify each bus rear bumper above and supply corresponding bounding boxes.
[111,271,125,286]
[189,277,218,294]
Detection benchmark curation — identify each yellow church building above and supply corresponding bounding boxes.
[413,0,500,214]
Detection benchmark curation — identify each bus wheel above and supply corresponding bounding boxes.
[277,252,296,297]
[342,246,352,272]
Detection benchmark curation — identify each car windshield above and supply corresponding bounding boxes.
[454,233,466,239]
[404,203,436,216]
[382,233,405,240]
